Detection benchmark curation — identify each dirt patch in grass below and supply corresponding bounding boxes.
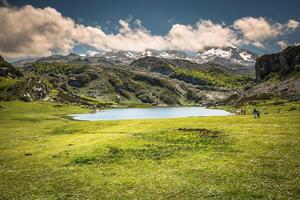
[137,128,227,147]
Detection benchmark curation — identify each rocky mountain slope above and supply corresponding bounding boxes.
[195,46,257,74]
[255,45,300,80]
[224,45,300,104]
[23,60,242,106]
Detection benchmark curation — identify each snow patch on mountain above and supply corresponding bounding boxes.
[239,51,253,62]
[142,50,153,57]
[195,48,233,63]
[201,48,232,59]
[80,47,256,68]
[195,47,257,67]
[12,46,257,73]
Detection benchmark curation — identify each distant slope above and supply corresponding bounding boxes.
[131,56,254,89]
[12,58,37,67]
[131,56,235,74]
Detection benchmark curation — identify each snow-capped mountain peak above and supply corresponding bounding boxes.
[12,46,257,74]
[80,47,256,67]
[195,46,257,67]
[142,50,153,57]
[239,51,253,62]
[198,48,233,60]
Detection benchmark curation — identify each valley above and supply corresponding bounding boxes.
[1,0,300,199]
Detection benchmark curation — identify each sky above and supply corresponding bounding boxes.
[0,0,300,59]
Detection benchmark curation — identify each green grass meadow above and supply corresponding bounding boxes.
[0,101,299,199]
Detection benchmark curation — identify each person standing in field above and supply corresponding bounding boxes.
[242,108,246,115]
[253,108,257,118]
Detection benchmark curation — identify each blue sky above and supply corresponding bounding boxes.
[1,0,300,58]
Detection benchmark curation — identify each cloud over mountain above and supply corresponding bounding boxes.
[277,40,289,50]
[233,17,299,48]
[0,4,299,58]
[168,20,239,50]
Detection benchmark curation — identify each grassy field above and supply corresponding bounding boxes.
[0,101,299,199]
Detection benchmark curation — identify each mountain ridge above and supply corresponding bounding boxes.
[2,45,299,107]
[12,46,257,74]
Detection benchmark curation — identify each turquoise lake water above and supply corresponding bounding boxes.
[71,106,232,121]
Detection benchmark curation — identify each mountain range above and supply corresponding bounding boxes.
[13,46,257,74]
[3,45,299,107]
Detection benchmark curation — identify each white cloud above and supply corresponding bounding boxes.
[233,17,299,47]
[277,40,289,50]
[287,19,300,31]
[233,17,281,45]
[0,5,80,58]
[167,20,239,51]
[0,5,299,59]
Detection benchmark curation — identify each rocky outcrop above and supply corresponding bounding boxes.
[0,55,22,77]
[255,45,300,80]
[20,77,49,101]
[0,77,49,101]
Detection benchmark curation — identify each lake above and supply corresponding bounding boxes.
[70,106,232,121]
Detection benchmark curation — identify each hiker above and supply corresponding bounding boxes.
[252,108,257,118]
[257,109,260,118]
[240,108,245,115]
